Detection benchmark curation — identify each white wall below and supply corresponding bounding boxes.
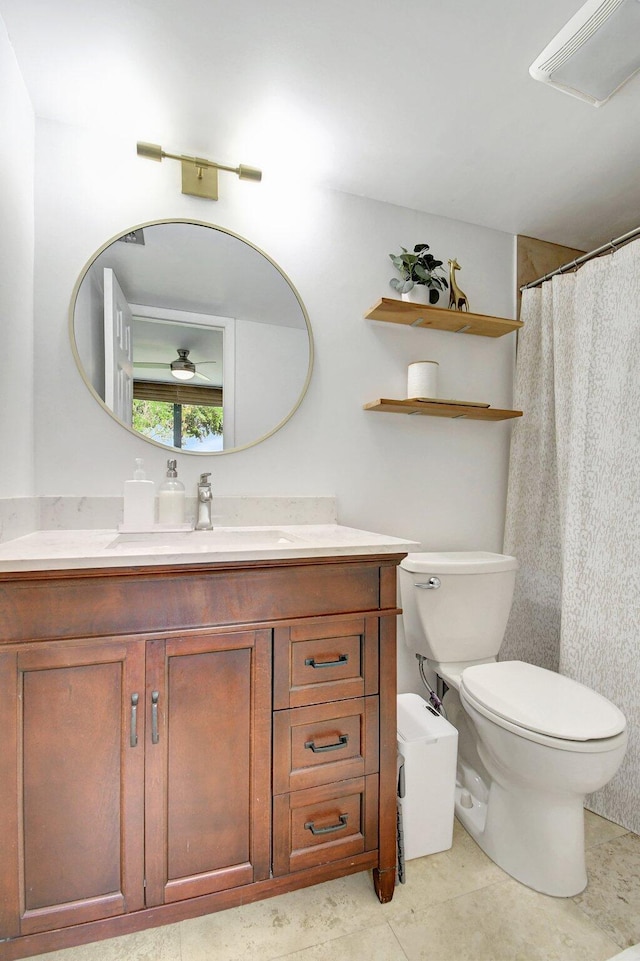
[33,118,517,693]
[0,16,34,497]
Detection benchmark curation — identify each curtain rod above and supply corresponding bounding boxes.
[520,225,640,291]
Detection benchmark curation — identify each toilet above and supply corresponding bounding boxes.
[399,551,628,897]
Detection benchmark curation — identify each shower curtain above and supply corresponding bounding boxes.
[502,238,640,833]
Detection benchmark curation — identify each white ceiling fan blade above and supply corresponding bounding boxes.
[134,361,170,369]
[194,371,212,382]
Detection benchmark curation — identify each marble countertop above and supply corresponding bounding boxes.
[0,524,419,573]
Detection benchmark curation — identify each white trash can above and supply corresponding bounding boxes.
[397,692,458,860]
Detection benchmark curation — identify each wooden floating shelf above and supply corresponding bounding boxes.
[364,399,523,421]
[365,298,523,337]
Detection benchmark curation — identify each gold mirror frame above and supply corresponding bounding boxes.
[69,219,314,455]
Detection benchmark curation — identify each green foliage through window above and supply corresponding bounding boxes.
[133,400,223,449]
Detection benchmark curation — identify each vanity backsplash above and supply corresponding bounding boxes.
[0,498,39,545]
[0,496,338,544]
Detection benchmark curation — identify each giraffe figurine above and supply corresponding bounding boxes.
[448,258,469,312]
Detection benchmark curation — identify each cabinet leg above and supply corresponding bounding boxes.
[373,866,395,903]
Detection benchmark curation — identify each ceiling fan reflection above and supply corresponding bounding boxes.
[134,349,217,382]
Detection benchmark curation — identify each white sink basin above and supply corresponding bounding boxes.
[106,528,306,552]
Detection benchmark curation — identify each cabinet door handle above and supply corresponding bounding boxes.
[151,691,160,744]
[304,654,349,669]
[304,734,349,754]
[130,693,139,747]
[304,813,349,836]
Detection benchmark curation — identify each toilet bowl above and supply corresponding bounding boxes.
[457,660,627,896]
[399,552,628,897]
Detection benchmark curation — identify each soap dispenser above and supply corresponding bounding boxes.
[123,458,155,530]
[158,459,186,526]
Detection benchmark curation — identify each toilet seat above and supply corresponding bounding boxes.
[460,661,626,745]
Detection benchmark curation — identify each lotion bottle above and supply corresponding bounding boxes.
[158,459,186,526]
[123,458,155,530]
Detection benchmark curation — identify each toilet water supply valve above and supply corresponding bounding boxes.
[416,654,447,718]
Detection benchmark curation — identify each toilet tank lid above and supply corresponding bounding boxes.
[461,661,626,741]
[400,551,519,574]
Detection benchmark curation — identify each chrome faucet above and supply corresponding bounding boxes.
[195,473,213,530]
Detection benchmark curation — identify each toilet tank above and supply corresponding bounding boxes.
[399,552,518,663]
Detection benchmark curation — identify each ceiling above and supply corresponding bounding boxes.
[2,0,640,251]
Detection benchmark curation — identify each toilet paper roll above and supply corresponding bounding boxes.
[407,361,439,399]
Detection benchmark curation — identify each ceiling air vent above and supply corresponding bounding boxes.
[529,0,640,106]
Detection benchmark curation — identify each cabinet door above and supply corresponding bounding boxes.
[144,630,271,906]
[0,638,146,939]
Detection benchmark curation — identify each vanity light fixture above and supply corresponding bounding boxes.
[136,141,262,200]
[170,349,196,381]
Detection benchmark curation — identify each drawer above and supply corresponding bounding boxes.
[273,697,379,794]
[273,617,379,709]
[272,775,378,876]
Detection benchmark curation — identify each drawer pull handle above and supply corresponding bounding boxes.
[151,690,160,744]
[304,734,349,754]
[304,654,349,669]
[304,813,349,836]
[130,693,139,748]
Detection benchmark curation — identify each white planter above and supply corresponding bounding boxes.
[401,285,430,304]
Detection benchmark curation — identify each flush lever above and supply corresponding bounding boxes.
[416,577,441,590]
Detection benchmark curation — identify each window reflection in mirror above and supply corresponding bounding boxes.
[128,305,230,451]
[70,221,313,454]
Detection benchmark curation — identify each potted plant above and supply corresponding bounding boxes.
[389,244,449,304]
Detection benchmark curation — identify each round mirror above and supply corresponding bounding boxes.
[69,220,313,453]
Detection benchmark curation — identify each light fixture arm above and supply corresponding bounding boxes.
[136,142,262,200]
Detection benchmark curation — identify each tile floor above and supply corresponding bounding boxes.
[29,812,640,961]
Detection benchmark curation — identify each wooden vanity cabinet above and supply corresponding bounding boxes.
[0,554,403,961]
